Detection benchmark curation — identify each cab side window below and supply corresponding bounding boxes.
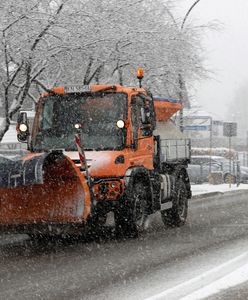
[137,95,155,137]
[131,97,139,148]
[131,95,155,141]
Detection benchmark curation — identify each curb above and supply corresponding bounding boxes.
[192,189,248,200]
[192,191,224,199]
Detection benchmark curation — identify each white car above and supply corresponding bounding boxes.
[188,155,248,184]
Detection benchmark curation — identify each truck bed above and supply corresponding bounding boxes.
[154,119,190,163]
[160,138,191,162]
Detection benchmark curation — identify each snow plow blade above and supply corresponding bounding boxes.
[0,151,91,234]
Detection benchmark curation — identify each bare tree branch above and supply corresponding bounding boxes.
[181,0,202,30]
[30,3,64,52]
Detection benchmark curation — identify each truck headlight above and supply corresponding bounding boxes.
[116,120,125,128]
[19,124,28,132]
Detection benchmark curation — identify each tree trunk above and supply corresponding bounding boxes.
[0,117,10,142]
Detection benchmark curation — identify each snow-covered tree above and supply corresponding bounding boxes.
[0,0,69,140]
[0,0,206,141]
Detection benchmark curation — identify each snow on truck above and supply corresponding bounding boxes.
[0,69,191,237]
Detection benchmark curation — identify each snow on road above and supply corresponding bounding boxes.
[144,251,248,300]
[191,183,248,196]
[181,261,248,300]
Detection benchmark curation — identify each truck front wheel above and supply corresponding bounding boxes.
[161,179,188,227]
[115,181,149,238]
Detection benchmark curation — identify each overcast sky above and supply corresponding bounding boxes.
[178,0,248,119]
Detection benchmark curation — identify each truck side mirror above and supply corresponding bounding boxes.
[141,107,152,124]
[17,112,30,142]
[140,107,153,137]
[141,107,147,124]
[141,99,156,131]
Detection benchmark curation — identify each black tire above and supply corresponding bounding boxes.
[224,173,236,184]
[28,234,56,242]
[94,213,107,227]
[115,181,149,238]
[161,179,188,227]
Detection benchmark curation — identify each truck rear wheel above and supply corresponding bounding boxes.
[115,181,149,238]
[161,179,188,227]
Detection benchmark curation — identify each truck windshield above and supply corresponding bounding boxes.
[33,93,127,151]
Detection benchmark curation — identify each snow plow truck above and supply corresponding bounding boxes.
[0,69,191,237]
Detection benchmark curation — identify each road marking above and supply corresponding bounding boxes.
[144,251,248,300]
[180,262,248,300]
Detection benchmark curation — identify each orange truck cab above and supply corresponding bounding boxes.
[0,73,191,237]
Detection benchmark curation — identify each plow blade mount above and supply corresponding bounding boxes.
[0,151,91,233]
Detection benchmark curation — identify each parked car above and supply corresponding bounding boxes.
[188,155,248,184]
[188,156,221,184]
[240,165,248,183]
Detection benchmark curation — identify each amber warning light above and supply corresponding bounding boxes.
[136,68,144,88]
[136,68,144,79]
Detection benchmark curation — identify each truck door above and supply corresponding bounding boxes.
[130,95,154,170]
[131,97,139,149]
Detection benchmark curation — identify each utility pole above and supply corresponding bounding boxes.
[181,0,202,30]
[179,0,202,132]
[209,117,213,173]
[178,74,184,132]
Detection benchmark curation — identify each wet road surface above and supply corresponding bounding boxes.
[0,191,248,300]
